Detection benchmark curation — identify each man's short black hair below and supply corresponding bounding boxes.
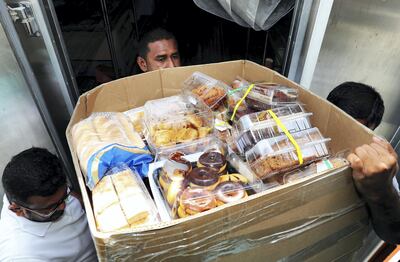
[2,147,66,204]
[137,28,177,59]
[327,82,384,129]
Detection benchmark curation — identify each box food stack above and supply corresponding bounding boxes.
[66,60,374,261]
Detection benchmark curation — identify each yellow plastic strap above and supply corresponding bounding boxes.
[267,110,303,165]
[230,84,255,121]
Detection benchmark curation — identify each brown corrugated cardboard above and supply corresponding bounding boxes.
[66,60,373,261]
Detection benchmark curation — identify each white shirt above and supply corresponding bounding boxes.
[0,195,97,262]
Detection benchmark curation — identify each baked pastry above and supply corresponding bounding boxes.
[93,169,158,232]
[178,188,216,217]
[188,167,220,191]
[92,176,130,232]
[149,113,212,148]
[215,181,247,206]
[112,170,152,226]
[191,85,226,109]
[197,152,227,174]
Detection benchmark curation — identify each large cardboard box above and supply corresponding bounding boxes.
[66,60,373,261]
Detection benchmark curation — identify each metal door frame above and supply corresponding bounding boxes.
[0,0,79,191]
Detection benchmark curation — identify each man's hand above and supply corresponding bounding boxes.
[347,136,399,202]
[347,136,400,244]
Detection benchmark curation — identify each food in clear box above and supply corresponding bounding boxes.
[144,95,213,149]
[154,149,258,219]
[280,157,348,184]
[246,128,331,179]
[183,72,227,109]
[233,104,312,154]
[197,151,227,174]
[227,80,253,120]
[92,166,159,232]
[246,83,298,106]
[124,107,145,138]
[232,77,299,111]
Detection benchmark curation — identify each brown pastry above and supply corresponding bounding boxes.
[197,151,227,174]
[188,167,220,190]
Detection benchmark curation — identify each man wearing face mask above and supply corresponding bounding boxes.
[0,147,97,261]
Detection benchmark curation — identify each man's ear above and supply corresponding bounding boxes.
[9,202,24,216]
[137,56,148,72]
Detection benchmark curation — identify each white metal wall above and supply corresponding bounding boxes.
[309,0,400,139]
[0,23,55,210]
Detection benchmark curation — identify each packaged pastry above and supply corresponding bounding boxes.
[233,104,312,154]
[124,107,145,138]
[235,78,298,111]
[144,95,214,151]
[232,77,298,111]
[280,157,349,184]
[245,128,331,179]
[183,72,228,110]
[152,144,263,219]
[156,136,226,163]
[71,112,153,190]
[92,165,159,232]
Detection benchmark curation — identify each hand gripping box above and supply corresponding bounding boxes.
[66,60,374,261]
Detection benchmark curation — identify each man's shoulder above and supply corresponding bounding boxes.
[0,233,35,261]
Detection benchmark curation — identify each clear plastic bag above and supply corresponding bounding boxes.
[71,112,153,190]
[92,164,160,232]
[193,0,295,31]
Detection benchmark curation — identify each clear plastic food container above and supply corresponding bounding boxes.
[245,83,299,111]
[236,103,306,132]
[155,136,227,162]
[152,150,262,219]
[144,95,214,151]
[124,107,145,138]
[183,72,228,110]
[233,105,312,154]
[245,128,331,179]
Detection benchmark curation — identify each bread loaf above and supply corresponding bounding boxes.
[92,175,130,232]
[92,169,158,232]
[112,170,151,226]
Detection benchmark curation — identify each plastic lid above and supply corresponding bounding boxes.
[246,84,298,104]
[237,103,306,132]
[183,72,228,109]
[245,128,331,179]
[143,95,214,151]
[153,150,263,219]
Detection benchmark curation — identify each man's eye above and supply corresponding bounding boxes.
[172,54,180,59]
[157,57,166,62]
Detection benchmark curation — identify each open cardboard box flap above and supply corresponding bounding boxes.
[66,60,373,261]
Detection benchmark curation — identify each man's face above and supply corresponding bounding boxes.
[10,185,70,222]
[138,39,181,72]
